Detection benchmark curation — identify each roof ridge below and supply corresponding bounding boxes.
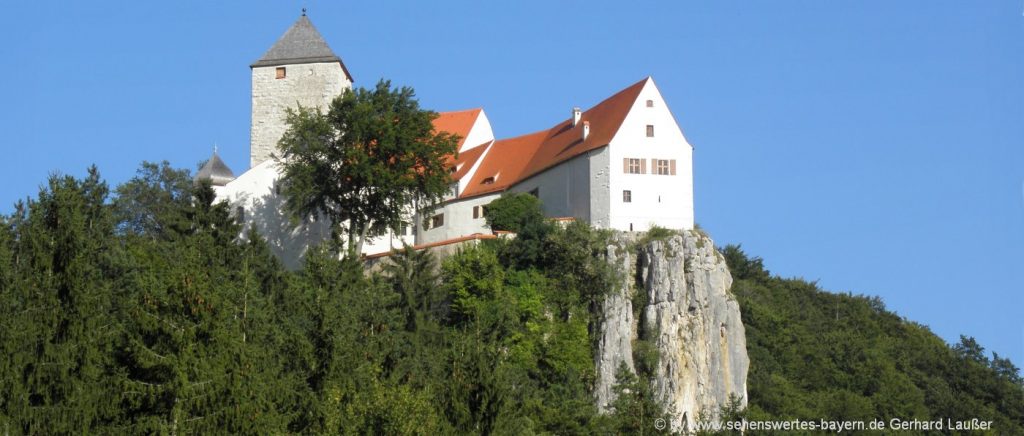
[251,15,353,81]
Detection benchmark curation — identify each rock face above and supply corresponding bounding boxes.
[595,230,748,432]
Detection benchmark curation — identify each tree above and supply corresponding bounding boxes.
[0,168,122,433]
[113,161,192,239]
[277,79,459,256]
[606,363,673,435]
[484,193,545,233]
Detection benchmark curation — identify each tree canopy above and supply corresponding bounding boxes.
[276,79,459,256]
[0,163,1020,434]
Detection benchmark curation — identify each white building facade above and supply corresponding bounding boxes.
[198,15,694,266]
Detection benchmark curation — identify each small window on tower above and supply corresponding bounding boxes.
[276,67,286,79]
[623,190,632,203]
[235,206,245,224]
[646,125,655,137]
[646,99,654,107]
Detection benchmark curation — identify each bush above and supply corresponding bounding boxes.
[484,193,545,232]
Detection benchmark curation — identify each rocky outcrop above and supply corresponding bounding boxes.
[595,230,748,432]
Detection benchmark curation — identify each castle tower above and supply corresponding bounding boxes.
[250,13,353,168]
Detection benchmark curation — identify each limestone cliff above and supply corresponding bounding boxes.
[595,230,749,432]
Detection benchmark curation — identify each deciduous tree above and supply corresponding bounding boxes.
[277,79,459,256]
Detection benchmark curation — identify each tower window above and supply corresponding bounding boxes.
[646,125,655,137]
[276,67,286,79]
[623,190,632,203]
[646,99,654,107]
[235,206,245,224]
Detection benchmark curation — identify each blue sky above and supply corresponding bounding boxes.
[1,1,1021,365]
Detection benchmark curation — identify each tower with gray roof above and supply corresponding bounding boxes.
[250,13,352,168]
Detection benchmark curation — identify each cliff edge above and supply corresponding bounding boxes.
[595,230,749,431]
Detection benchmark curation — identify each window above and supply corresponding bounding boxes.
[430,214,444,229]
[623,190,632,203]
[655,159,670,175]
[275,67,286,79]
[529,188,539,197]
[623,158,645,174]
[646,99,654,108]
[482,176,496,185]
[473,205,487,219]
[646,125,655,137]
[235,206,245,224]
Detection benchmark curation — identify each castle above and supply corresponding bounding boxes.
[198,14,695,267]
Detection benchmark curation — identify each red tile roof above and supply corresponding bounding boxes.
[460,77,648,198]
[432,108,481,149]
[449,141,490,182]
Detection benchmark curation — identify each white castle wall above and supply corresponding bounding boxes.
[250,62,351,168]
[508,148,604,221]
[416,192,499,246]
[459,111,495,153]
[607,79,694,232]
[589,146,612,228]
[217,161,414,267]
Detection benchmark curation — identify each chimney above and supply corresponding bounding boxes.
[572,107,582,127]
[582,121,590,141]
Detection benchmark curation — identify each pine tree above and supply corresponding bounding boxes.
[0,168,122,433]
[115,181,292,433]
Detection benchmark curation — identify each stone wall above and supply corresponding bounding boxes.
[250,62,351,168]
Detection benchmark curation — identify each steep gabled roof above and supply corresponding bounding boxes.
[252,15,353,81]
[433,108,482,149]
[460,77,649,198]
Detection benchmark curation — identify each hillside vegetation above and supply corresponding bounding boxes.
[0,165,669,434]
[723,246,1024,434]
[0,164,1019,434]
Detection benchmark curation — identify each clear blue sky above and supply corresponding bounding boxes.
[2,1,1021,365]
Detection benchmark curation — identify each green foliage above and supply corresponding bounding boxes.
[0,168,122,433]
[483,192,545,233]
[606,363,674,435]
[640,224,676,244]
[723,245,1024,434]
[113,160,192,239]
[2,162,1020,434]
[276,79,459,256]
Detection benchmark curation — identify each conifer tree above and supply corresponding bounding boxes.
[0,168,121,433]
